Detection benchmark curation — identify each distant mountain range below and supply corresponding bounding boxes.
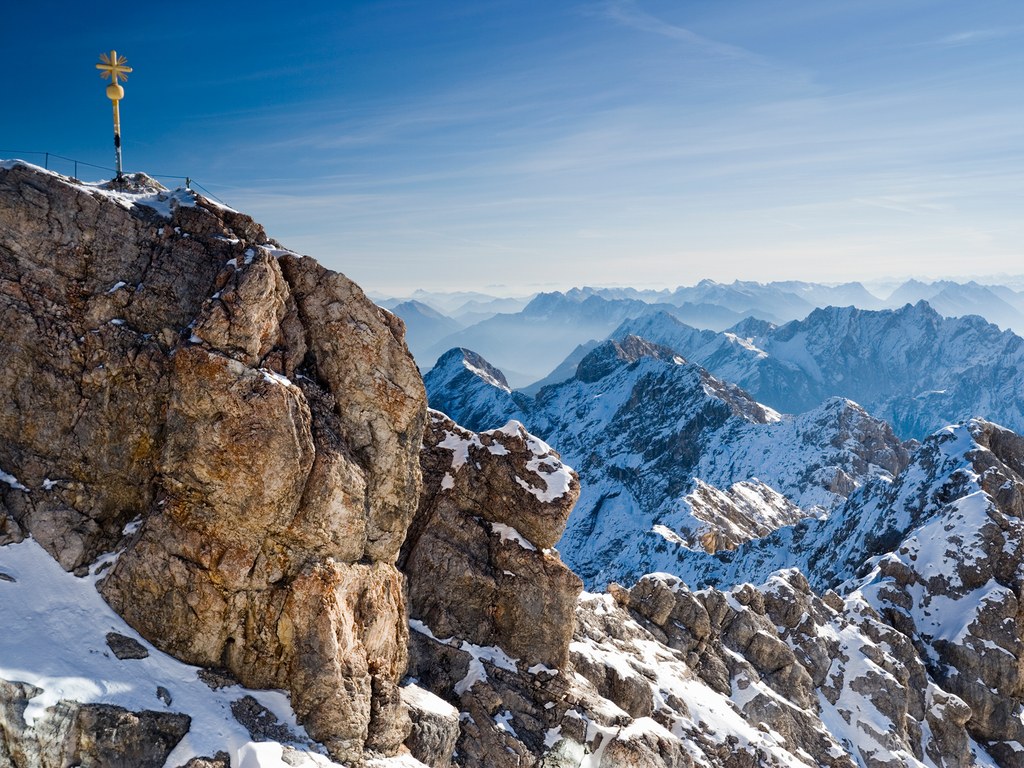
[382,279,1024,387]
[425,296,1024,589]
[416,293,753,386]
[611,301,1024,440]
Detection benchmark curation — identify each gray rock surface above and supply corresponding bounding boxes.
[105,632,149,660]
[0,679,190,768]
[401,684,460,768]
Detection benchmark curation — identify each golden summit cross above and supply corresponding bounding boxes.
[96,50,132,83]
[96,50,132,181]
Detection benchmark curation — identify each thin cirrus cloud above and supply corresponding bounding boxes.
[596,0,769,64]
[924,25,1024,47]
[143,1,1024,293]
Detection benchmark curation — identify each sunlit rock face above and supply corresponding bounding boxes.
[0,162,426,763]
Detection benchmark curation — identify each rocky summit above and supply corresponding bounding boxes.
[4,160,1024,767]
[0,161,426,765]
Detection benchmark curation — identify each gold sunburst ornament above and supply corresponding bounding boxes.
[96,50,133,181]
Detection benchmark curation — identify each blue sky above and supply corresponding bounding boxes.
[6,1,1024,294]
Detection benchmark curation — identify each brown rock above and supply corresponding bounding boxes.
[278,253,427,562]
[0,164,427,762]
[402,410,582,669]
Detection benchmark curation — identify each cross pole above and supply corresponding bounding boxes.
[96,50,132,182]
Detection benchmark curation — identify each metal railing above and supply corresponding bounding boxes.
[0,149,229,207]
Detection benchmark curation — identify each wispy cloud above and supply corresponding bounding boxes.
[923,25,1024,47]
[597,0,768,64]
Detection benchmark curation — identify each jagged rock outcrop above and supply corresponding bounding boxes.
[558,570,983,767]
[401,410,582,669]
[572,334,679,383]
[0,680,190,768]
[399,410,967,766]
[0,162,426,763]
[670,419,1024,764]
[400,410,582,765]
[405,534,989,766]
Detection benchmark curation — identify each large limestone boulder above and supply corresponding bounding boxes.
[400,409,582,766]
[0,163,426,762]
[401,410,581,669]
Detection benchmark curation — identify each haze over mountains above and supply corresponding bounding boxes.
[381,279,1024,387]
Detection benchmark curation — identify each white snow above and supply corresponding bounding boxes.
[490,522,537,552]
[399,684,458,719]
[543,724,563,748]
[0,468,29,492]
[0,161,199,220]
[260,369,294,388]
[494,709,518,738]
[437,429,481,472]
[0,538,346,767]
[409,618,518,696]
[514,431,575,503]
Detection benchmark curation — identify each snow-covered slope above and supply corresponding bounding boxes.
[422,348,532,433]
[0,537,423,768]
[426,339,911,588]
[613,302,1024,440]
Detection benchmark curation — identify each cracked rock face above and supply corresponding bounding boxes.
[400,411,584,764]
[0,163,426,763]
[401,410,582,670]
[0,680,190,768]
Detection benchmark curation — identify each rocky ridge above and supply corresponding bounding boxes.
[399,410,1008,767]
[664,419,1024,763]
[426,339,912,587]
[612,305,1024,440]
